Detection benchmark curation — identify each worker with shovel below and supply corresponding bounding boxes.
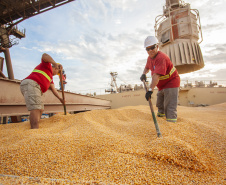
[20,53,65,129]
[140,36,180,123]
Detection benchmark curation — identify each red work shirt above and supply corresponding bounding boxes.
[25,60,54,93]
[145,51,180,91]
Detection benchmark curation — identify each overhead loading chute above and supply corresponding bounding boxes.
[155,0,204,74]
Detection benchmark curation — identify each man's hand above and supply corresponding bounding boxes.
[54,63,63,71]
[58,64,63,71]
[59,98,65,105]
[49,84,65,104]
[145,91,153,101]
[140,74,147,82]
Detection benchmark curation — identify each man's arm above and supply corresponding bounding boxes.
[42,53,58,67]
[49,83,65,104]
[142,68,149,75]
[150,73,160,90]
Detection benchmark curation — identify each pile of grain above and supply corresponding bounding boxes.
[0,103,225,184]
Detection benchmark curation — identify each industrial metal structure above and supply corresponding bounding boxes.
[105,72,119,94]
[0,0,75,79]
[0,0,112,123]
[155,0,204,74]
[0,0,74,27]
[105,72,138,94]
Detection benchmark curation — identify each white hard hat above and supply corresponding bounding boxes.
[144,36,158,48]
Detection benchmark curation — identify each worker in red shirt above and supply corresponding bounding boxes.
[140,36,180,123]
[20,53,65,129]
[58,69,67,90]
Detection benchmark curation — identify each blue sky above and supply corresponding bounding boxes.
[1,0,226,94]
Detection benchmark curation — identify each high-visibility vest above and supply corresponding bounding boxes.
[32,69,51,82]
[159,67,176,80]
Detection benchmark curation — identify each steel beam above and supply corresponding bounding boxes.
[4,48,14,79]
[0,0,75,26]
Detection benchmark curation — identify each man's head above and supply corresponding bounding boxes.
[144,36,159,59]
[52,63,62,76]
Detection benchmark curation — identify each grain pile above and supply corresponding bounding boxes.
[0,103,225,184]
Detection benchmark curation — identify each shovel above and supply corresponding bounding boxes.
[143,80,162,137]
[59,69,67,115]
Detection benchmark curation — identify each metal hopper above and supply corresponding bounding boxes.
[155,0,204,74]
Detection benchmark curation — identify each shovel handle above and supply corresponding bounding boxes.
[143,80,162,137]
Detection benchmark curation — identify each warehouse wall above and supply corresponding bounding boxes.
[97,87,226,109]
[97,89,157,109]
[184,87,226,106]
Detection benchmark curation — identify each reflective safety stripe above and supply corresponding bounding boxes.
[166,118,177,122]
[159,67,176,80]
[157,112,165,117]
[32,69,51,82]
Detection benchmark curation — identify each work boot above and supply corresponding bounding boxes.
[166,118,177,123]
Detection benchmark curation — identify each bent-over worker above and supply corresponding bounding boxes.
[140,36,180,123]
[20,53,65,129]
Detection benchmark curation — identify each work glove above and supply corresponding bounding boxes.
[140,74,147,82]
[145,90,153,101]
